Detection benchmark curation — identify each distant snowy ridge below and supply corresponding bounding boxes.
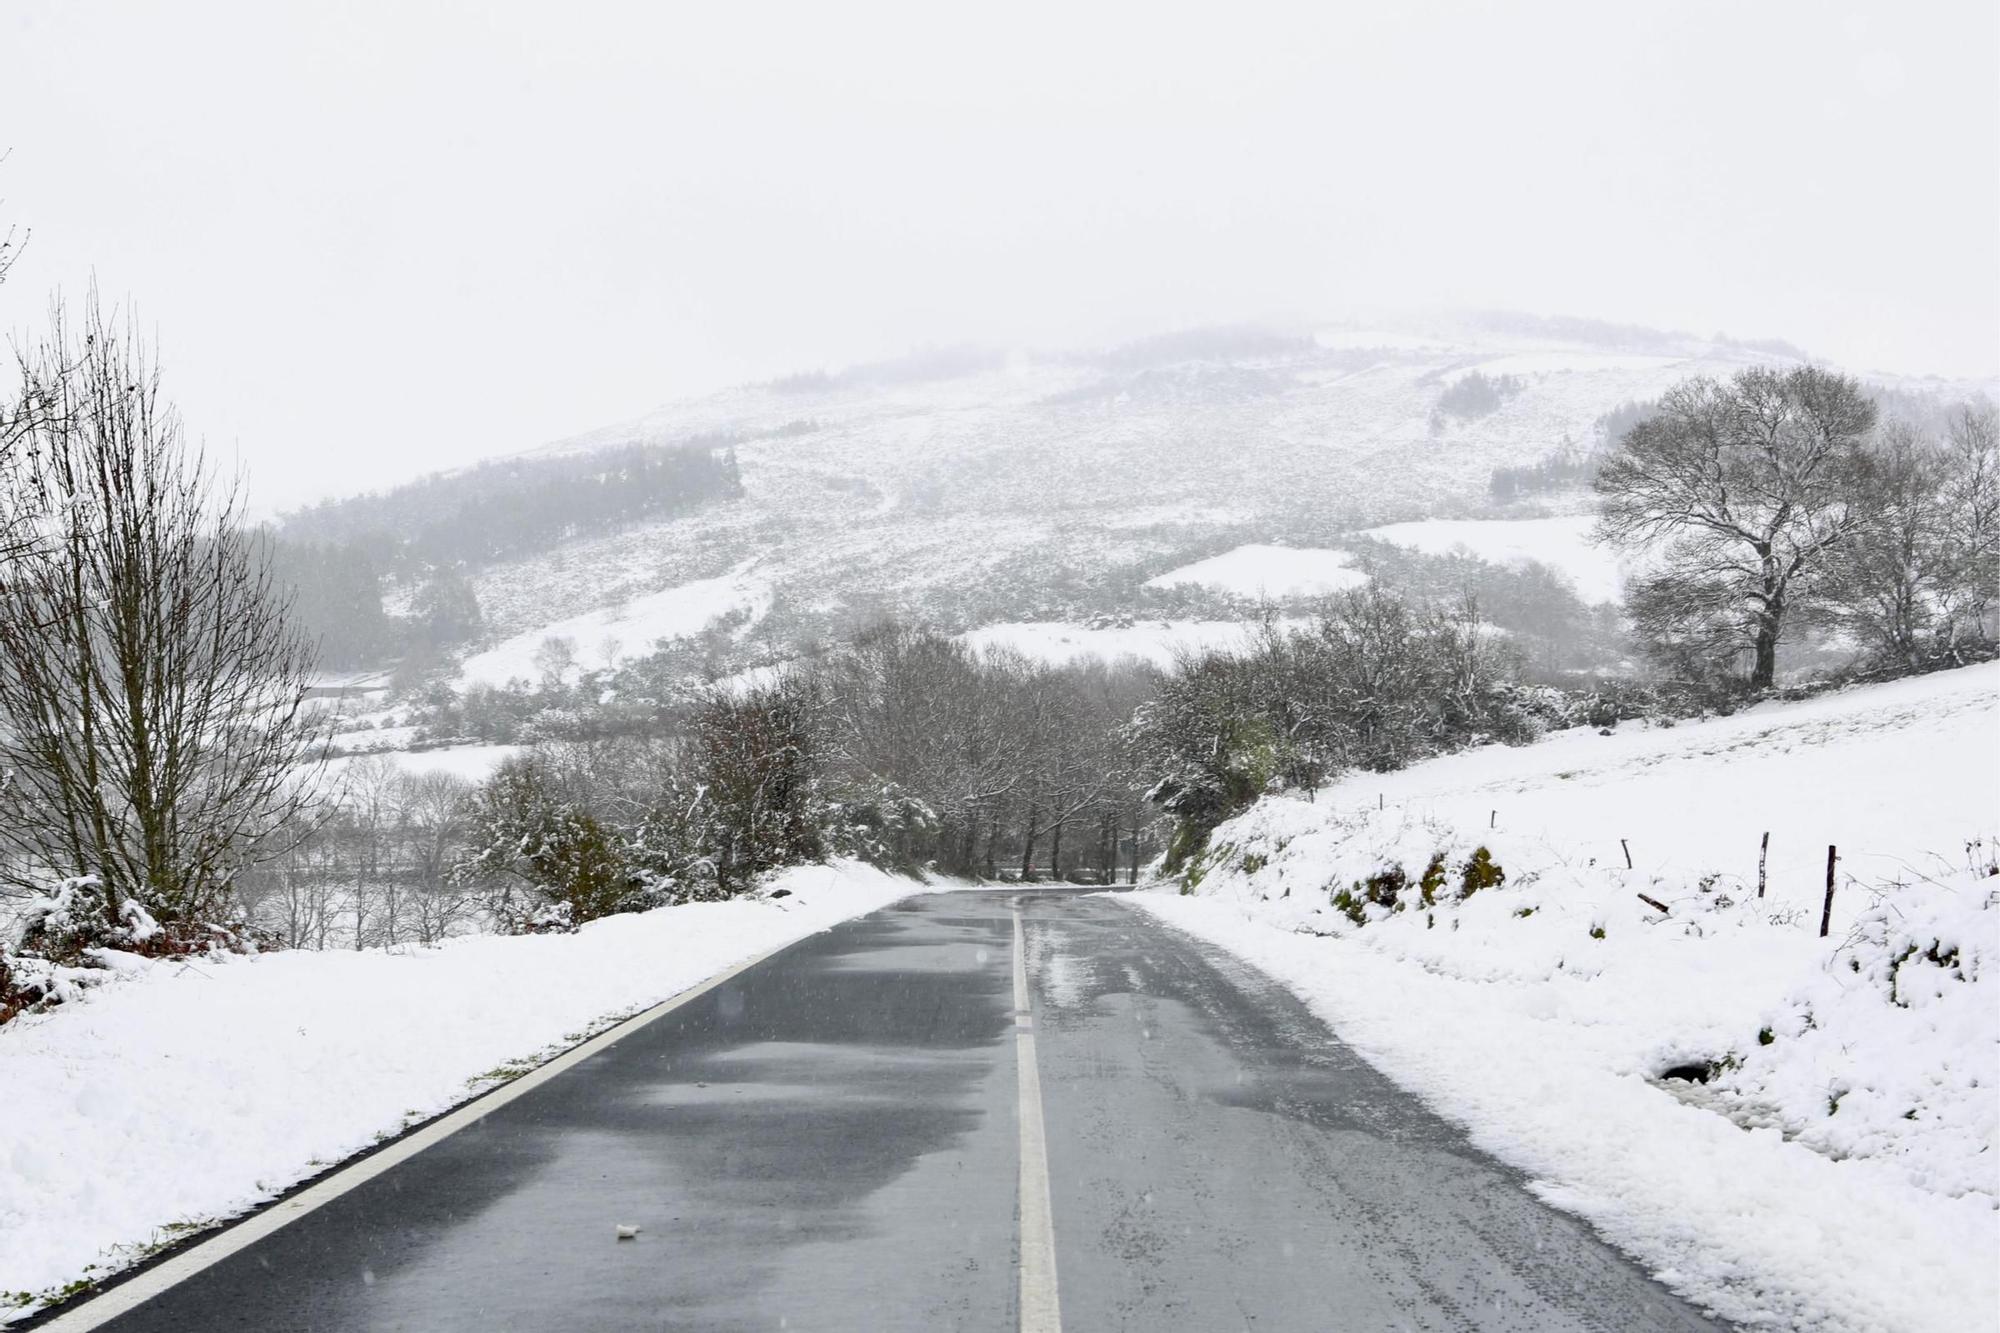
[453,317,1998,681]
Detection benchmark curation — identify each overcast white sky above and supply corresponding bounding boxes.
[2,1,1996,512]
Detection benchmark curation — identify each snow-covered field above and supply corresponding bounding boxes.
[1127,662,2000,1333]
[1357,514,1631,603]
[0,862,931,1322]
[1143,544,1368,600]
[322,742,524,784]
[456,560,769,689]
[960,618,1296,668]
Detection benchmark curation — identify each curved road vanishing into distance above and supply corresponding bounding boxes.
[44,891,1727,1332]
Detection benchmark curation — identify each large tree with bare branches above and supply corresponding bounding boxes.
[1595,366,1879,688]
[0,296,327,925]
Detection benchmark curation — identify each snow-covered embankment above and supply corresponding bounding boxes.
[1127,663,2000,1333]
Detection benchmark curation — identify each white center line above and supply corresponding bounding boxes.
[1012,898,1064,1333]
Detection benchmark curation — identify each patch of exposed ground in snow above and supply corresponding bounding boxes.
[1123,662,2000,1333]
[0,862,931,1323]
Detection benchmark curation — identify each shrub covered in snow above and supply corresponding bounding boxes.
[1151,667,2000,1333]
[1710,856,1999,1201]
[1178,793,2000,1211]
[1136,586,1539,868]
[1,878,252,1025]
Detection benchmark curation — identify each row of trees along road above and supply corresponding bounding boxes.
[445,627,1162,931]
[1595,367,1997,688]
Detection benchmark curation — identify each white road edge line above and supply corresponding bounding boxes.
[38,936,803,1332]
[1012,898,1064,1333]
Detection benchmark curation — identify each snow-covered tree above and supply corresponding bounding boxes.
[1595,367,1879,688]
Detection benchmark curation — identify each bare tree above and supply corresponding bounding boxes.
[819,627,1035,874]
[1595,367,1879,688]
[532,634,577,689]
[1940,402,2000,643]
[338,756,402,948]
[1815,421,1952,666]
[396,770,480,943]
[0,295,328,926]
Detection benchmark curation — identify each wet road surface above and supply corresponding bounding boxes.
[70,890,1726,1332]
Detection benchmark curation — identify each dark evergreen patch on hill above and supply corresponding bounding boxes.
[281,441,742,576]
[1488,447,1597,502]
[271,441,742,666]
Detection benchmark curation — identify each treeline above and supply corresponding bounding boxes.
[1809,408,1999,668]
[428,587,1618,936]
[270,441,742,664]
[1488,446,1597,502]
[1134,589,1550,866]
[235,761,482,949]
[268,545,485,670]
[281,441,743,573]
[440,627,1158,929]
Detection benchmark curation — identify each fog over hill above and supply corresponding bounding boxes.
[417,311,1991,680]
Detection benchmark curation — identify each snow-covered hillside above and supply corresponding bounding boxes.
[445,315,1995,675]
[456,559,769,689]
[1131,662,2000,1333]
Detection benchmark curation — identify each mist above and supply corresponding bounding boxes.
[2,0,1995,510]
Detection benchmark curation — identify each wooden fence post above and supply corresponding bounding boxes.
[1757,832,1769,899]
[1819,845,1838,938]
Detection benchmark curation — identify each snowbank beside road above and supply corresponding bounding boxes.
[0,862,925,1322]
[1128,663,2000,1333]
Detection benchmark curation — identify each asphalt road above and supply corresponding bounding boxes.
[69,889,1727,1332]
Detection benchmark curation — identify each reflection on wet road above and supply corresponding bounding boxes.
[81,890,1727,1332]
